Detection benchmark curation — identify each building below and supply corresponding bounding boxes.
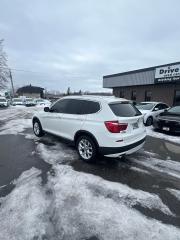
[103,61,180,106]
[17,85,44,98]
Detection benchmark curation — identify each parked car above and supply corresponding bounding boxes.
[136,102,169,126]
[32,96,146,162]
[0,97,9,107]
[25,98,36,107]
[153,105,180,133]
[12,98,24,106]
[35,99,51,107]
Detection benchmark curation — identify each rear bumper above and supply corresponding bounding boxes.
[153,120,180,133]
[99,137,146,156]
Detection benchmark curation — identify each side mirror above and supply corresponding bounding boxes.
[164,109,168,112]
[44,107,50,112]
[154,107,158,111]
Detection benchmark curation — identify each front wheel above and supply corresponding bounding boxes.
[33,119,44,137]
[76,135,97,163]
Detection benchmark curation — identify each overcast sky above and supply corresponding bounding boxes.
[1,0,180,92]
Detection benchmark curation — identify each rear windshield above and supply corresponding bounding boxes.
[0,99,6,102]
[109,102,141,117]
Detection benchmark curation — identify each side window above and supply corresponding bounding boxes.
[50,99,100,115]
[80,100,100,114]
[64,99,82,114]
[155,104,167,110]
[154,104,161,110]
[50,99,70,113]
[161,104,168,109]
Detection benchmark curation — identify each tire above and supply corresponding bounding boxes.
[33,119,44,137]
[146,116,153,126]
[76,135,97,163]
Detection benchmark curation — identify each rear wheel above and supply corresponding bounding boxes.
[33,119,44,137]
[76,135,97,163]
[146,116,153,126]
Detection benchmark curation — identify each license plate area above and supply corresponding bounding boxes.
[162,127,170,131]
[132,121,139,129]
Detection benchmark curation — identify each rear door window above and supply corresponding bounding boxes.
[160,104,169,109]
[80,100,100,114]
[109,102,141,117]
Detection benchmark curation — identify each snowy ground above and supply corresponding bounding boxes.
[0,106,180,240]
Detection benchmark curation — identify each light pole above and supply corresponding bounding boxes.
[9,69,15,97]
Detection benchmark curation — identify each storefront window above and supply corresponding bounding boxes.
[174,90,180,106]
[145,91,152,101]
[131,90,136,101]
[119,90,125,98]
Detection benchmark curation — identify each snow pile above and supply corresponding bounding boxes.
[146,126,180,144]
[47,165,179,240]
[36,142,78,165]
[131,152,180,179]
[0,168,50,240]
[0,106,39,135]
[0,118,32,135]
[130,166,150,175]
[0,107,23,121]
[167,188,180,201]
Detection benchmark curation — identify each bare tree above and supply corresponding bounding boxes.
[0,39,9,89]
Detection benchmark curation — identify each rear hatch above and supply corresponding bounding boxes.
[108,101,145,141]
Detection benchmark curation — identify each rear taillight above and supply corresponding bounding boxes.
[104,121,128,133]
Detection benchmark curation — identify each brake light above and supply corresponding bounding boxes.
[104,121,128,133]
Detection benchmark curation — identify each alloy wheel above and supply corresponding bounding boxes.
[78,138,93,160]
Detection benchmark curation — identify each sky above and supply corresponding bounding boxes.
[0,0,180,93]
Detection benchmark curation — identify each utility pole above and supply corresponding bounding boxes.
[9,69,15,97]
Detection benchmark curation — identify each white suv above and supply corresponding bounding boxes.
[32,96,146,162]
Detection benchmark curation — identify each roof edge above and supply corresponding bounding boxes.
[103,61,180,79]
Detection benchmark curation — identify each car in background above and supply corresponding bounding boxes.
[35,99,51,107]
[32,96,146,163]
[153,105,180,134]
[136,102,169,126]
[25,98,36,107]
[12,98,24,106]
[0,97,9,107]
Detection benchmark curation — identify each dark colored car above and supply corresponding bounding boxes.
[153,106,180,134]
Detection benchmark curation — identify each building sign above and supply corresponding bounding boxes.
[155,64,180,83]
